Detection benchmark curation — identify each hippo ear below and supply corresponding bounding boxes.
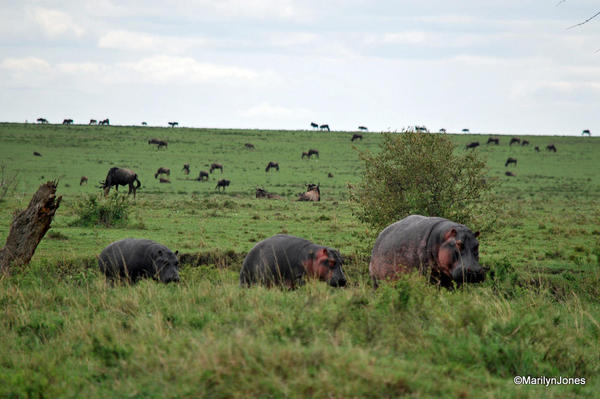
[474,231,480,238]
[444,228,457,241]
[317,248,328,258]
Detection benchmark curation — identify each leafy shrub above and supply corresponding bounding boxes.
[70,193,130,227]
[350,131,493,230]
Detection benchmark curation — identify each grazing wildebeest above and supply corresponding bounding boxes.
[154,167,170,179]
[89,119,97,125]
[210,163,223,173]
[534,146,540,152]
[99,118,110,126]
[265,161,279,172]
[509,137,520,146]
[369,215,485,288]
[148,138,168,149]
[141,122,148,126]
[465,141,480,150]
[439,128,447,133]
[327,172,334,178]
[521,140,529,146]
[505,171,516,177]
[196,171,209,181]
[80,176,88,185]
[256,188,281,199]
[505,157,517,167]
[216,179,230,191]
[582,129,591,136]
[358,126,368,131]
[98,238,180,284]
[320,124,330,132]
[546,144,557,152]
[100,167,141,198]
[307,149,319,158]
[182,163,190,175]
[310,122,319,129]
[462,128,469,133]
[351,133,363,142]
[240,234,347,288]
[487,137,499,145]
[168,121,178,127]
[159,178,170,183]
[33,151,42,157]
[301,151,309,159]
[62,119,73,125]
[298,183,320,202]
[245,143,255,149]
[37,118,48,124]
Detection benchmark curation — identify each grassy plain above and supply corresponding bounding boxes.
[0,122,599,398]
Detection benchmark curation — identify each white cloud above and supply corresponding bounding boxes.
[30,7,84,38]
[242,103,311,119]
[1,57,51,71]
[198,0,310,21]
[98,30,211,53]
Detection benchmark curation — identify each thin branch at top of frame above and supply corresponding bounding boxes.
[567,10,600,29]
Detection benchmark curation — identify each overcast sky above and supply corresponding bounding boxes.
[1,0,599,134]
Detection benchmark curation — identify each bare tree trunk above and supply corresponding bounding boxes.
[0,181,62,273]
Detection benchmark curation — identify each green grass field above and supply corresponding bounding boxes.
[1,122,599,398]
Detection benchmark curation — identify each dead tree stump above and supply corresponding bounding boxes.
[0,181,62,273]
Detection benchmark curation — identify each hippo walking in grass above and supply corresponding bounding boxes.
[240,234,347,288]
[369,215,485,288]
[98,238,180,284]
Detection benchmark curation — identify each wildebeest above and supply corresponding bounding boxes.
[210,163,223,173]
[100,167,141,198]
[521,140,529,146]
[351,133,363,142]
[80,176,88,185]
[265,161,279,172]
[196,171,209,181]
[245,143,255,149]
[358,126,368,131]
[89,119,97,125]
[182,163,190,175]
[302,151,309,159]
[298,183,320,202]
[216,179,230,191]
[582,129,591,136]
[505,171,516,177]
[256,188,281,199]
[240,234,347,288]
[159,178,170,183]
[310,122,319,129]
[168,121,178,127]
[327,172,334,178]
[546,144,557,152]
[154,167,170,179]
[534,146,540,152]
[320,124,330,131]
[509,137,521,146]
[487,137,499,145]
[33,151,42,157]
[465,141,479,150]
[98,238,180,284]
[505,157,517,167]
[62,119,73,125]
[307,149,319,158]
[148,138,168,149]
[36,118,48,124]
[99,118,110,126]
[369,215,485,288]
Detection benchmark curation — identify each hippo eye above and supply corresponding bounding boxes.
[455,240,463,250]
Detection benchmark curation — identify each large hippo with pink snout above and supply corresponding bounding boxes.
[369,215,485,288]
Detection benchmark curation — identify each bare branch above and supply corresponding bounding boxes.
[567,10,600,29]
[555,0,567,6]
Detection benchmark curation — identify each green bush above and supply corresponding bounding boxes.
[70,193,130,227]
[350,131,493,230]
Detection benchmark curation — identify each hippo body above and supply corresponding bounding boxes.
[98,238,180,283]
[240,234,346,288]
[369,215,484,288]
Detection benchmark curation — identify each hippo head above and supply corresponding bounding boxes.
[307,248,347,287]
[152,248,180,283]
[438,228,485,285]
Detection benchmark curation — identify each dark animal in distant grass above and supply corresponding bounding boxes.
[168,121,178,127]
[216,179,230,191]
[358,126,368,131]
[36,118,48,124]
[369,215,485,288]
[99,118,110,126]
[505,171,516,177]
[505,157,517,167]
[310,122,319,129]
[182,163,190,175]
[320,124,330,131]
[265,161,279,172]
[465,141,479,150]
[80,176,88,185]
[196,171,209,181]
[298,183,320,202]
[210,163,223,173]
[546,144,557,152]
[245,143,255,149]
[534,146,540,152]
[307,149,319,158]
[100,167,141,198]
[327,172,334,178]
[301,151,309,159]
[351,133,363,142]
[148,138,168,149]
[509,137,520,146]
[33,151,42,157]
[98,238,180,284]
[240,234,347,288]
[256,188,281,199]
[521,140,529,146]
[62,119,73,125]
[159,178,170,183]
[89,119,97,125]
[154,167,170,179]
[582,129,591,136]
[486,137,499,145]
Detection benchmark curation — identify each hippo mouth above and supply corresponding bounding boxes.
[452,266,485,284]
[328,278,347,287]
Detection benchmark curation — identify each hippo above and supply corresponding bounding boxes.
[240,234,347,288]
[369,215,485,288]
[98,238,180,284]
